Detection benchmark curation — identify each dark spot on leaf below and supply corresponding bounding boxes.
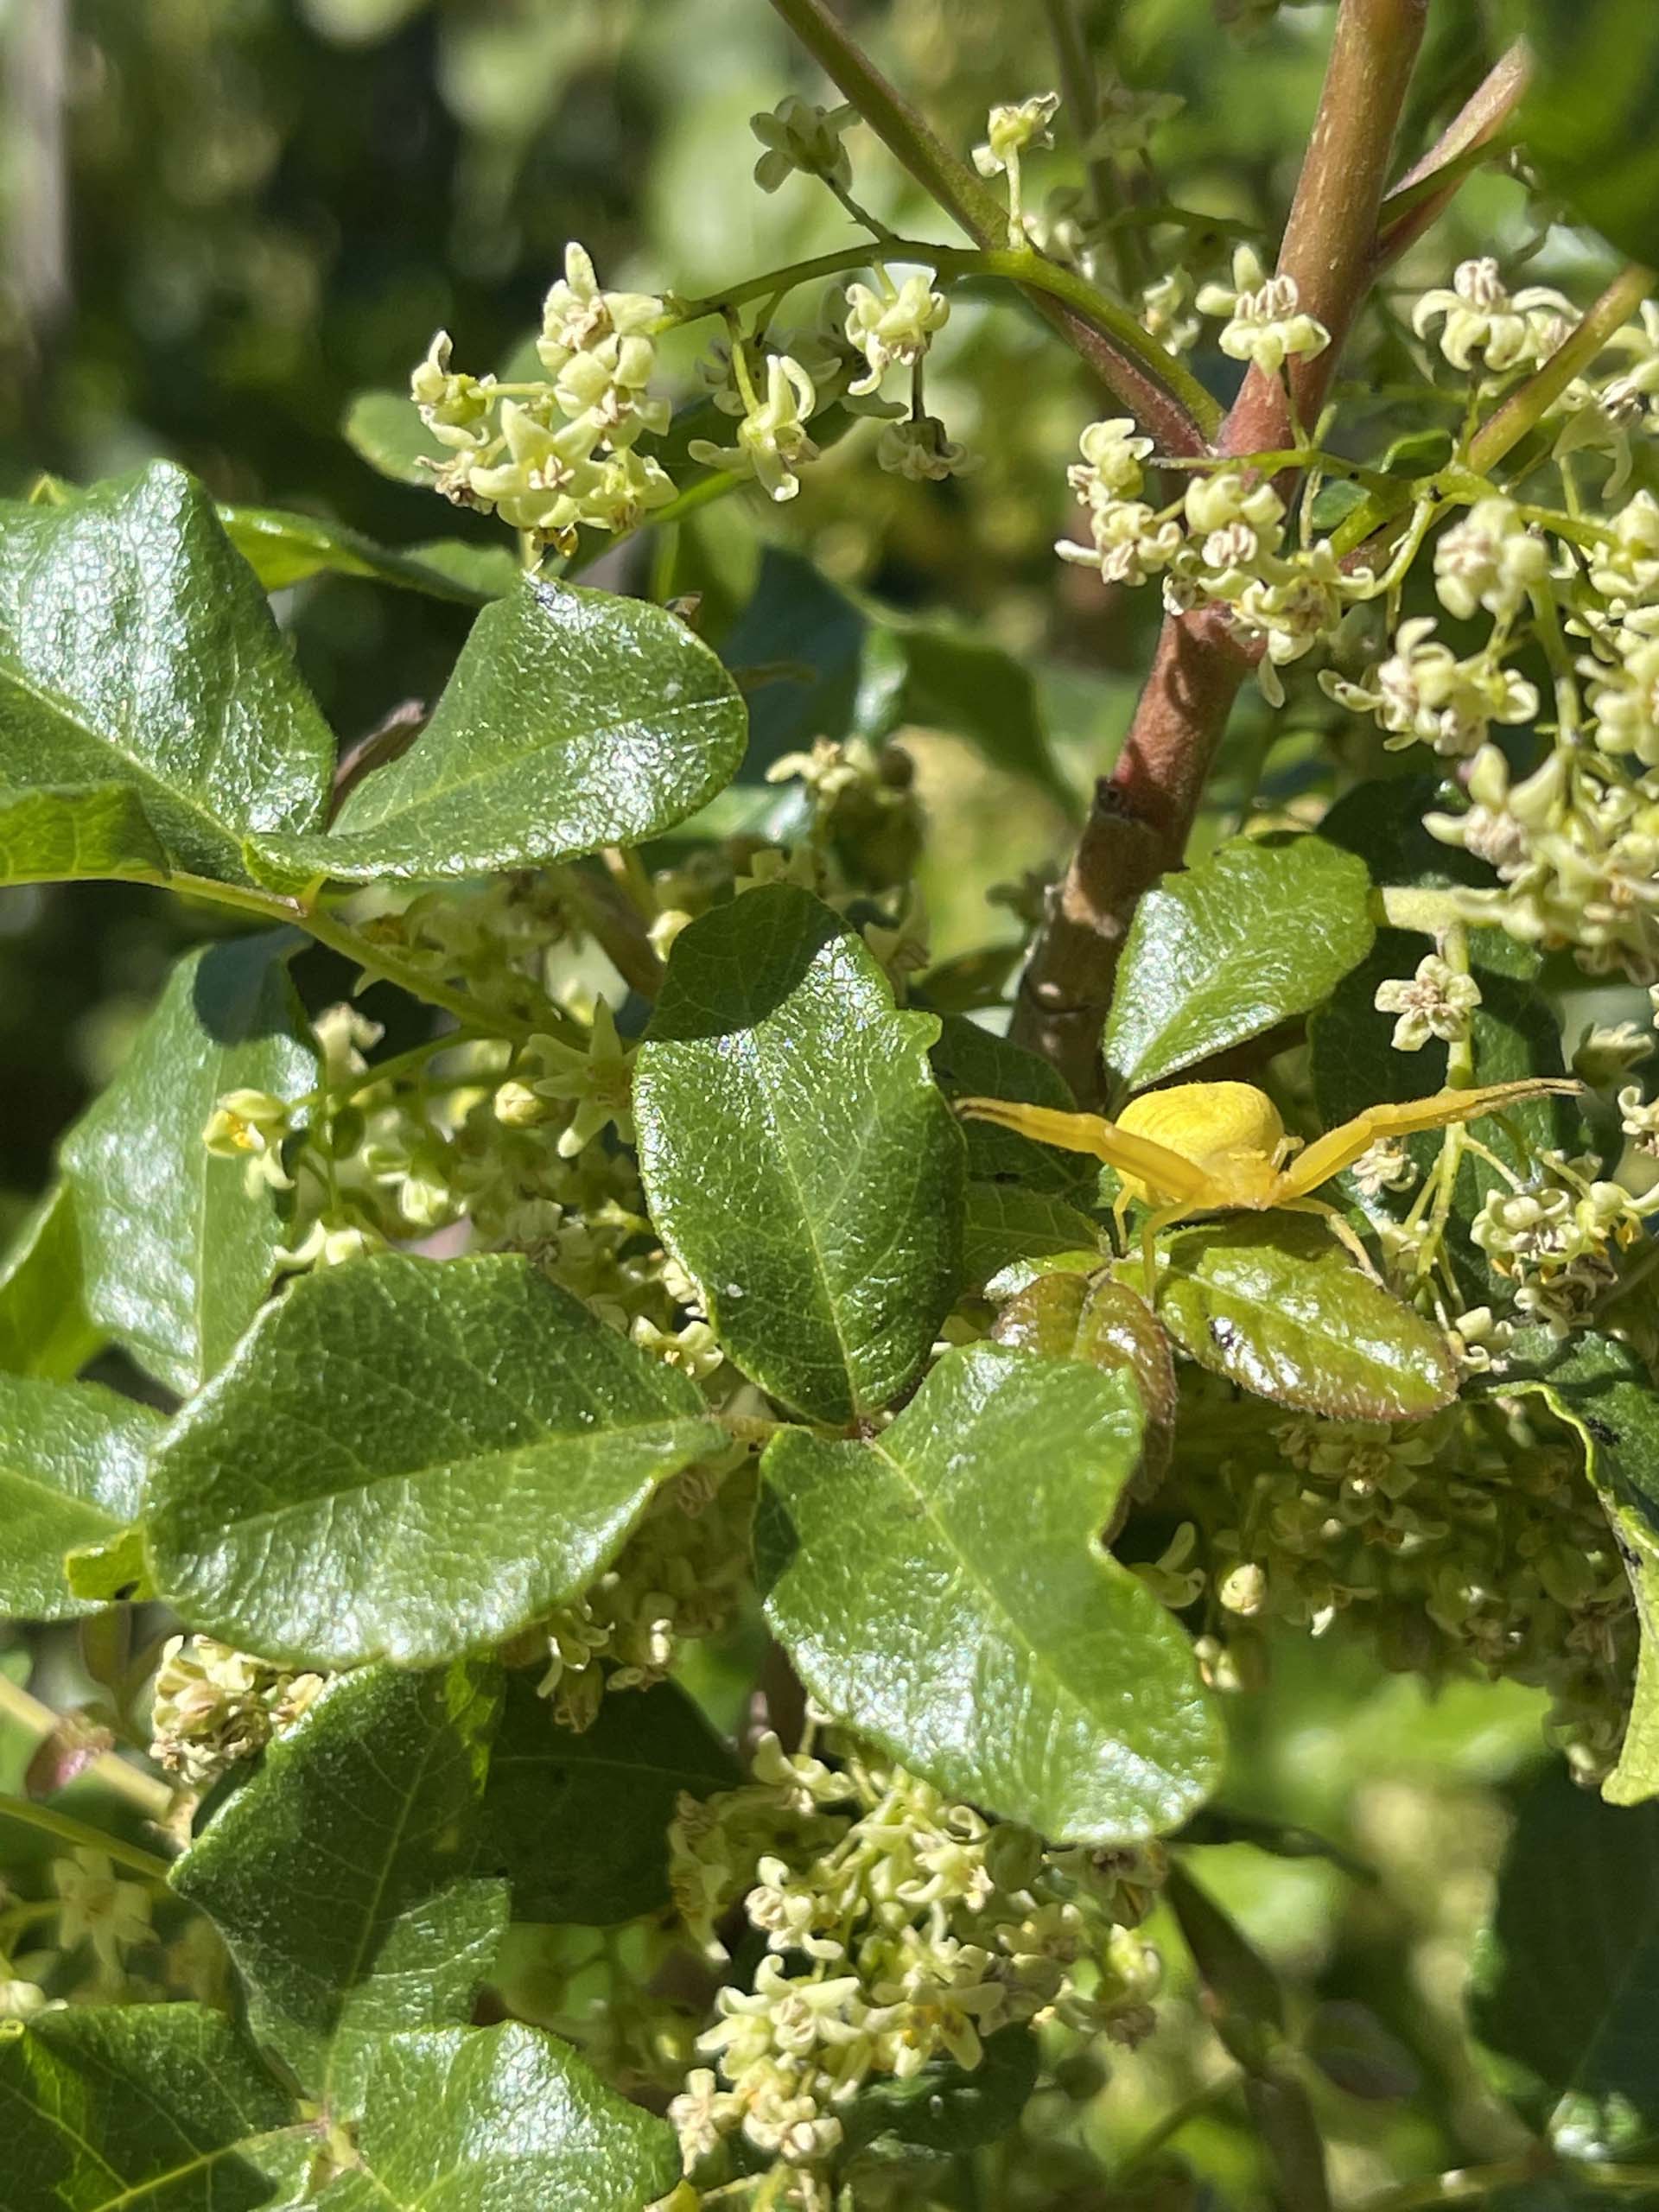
[1210,1318,1240,1351]
[1584,1415,1618,1446]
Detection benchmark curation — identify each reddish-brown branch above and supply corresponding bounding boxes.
[1012,0,1429,1098]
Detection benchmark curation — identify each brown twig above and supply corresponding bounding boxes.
[1012,0,1430,1099]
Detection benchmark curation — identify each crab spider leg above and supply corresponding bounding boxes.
[1139,1200,1198,1301]
[1279,1196,1385,1283]
[1280,1077,1582,1198]
[954,1097,1211,1206]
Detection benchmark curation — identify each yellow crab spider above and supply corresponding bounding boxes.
[957,1076,1582,1294]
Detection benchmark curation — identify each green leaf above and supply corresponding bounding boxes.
[0,1373,159,1621]
[708,548,1073,806]
[1470,1760,1659,2157]
[842,2024,1040,2164]
[0,2002,303,2212]
[993,1271,1176,1492]
[0,462,334,888]
[1468,1329,1659,1806]
[173,1661,505,2101]
[0,1184,102,1382]
[930,1014,1096,1198]
[1508,0,1659,264]
[962,1184,1103,1287]
[635,885,964,1425]
[0,784,169,887]
[342,388,435,486]
[60,933,319,1398]
[253,578,746,884]
[309,2024,680,2212]
[1103,835,1375,1093]
[143,1252,722,1669]
[1154,1216,1456,1421]
[480,1674,738,1927]
[218,503,514,603]
[758,1343,1223,1841]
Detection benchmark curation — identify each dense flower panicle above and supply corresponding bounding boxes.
[149,1635,325,1792]
[665,1731,1164,2195]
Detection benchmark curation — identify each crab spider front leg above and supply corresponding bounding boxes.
[954,1097,1211,1205]
[1280,1077,1583,1198]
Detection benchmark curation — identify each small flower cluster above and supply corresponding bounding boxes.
[1467,1148,1656,1337]
[412,244,675,550]
[534,1454,754,1731]
[1174,1397,1637,1778]
[666,1729,1163,2205]
[149,1634,326,1792]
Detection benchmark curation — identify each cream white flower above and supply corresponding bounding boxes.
[689,353,820,503]
[1412,258,1573,374]
[1433,497,1548,621]
[410,332,495,450]
[750,96,859,194]
[843,271,950,396]
[54,1847,152,1971]
[1196,245,1328,374]
[1325,617,1540,757]
[1057,499,1184,586]
[537,241,664,370]
[972,92,1059,238]
[876,414,979,480]
[1374,954,1483,1052]
[530,998,636,1158]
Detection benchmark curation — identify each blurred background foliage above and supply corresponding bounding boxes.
[0,9,1631,2197]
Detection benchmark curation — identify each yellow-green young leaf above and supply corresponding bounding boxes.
[758,1344,1223,1841]
[217,503,515,603]
[1154,1216,1455,1421]
[993,1271,1176,1492]
[479,1674,738,1927]
[252,579,747,885]
[143,1253,723,1670]
[0,463,334,889]
[1,2003,305,2212]
[173,1662,505,2107]
[0,785,168,887]
[0,1184,103,1382]
[1470,1762,1659,2158]
[308,2024,681,2212]
[1103,836,1375,1092]
[60,934,319,1398]
[0,1373,159,1622]
[634,885,964,1425]
[342,387,434,485]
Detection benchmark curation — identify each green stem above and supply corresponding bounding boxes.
[0,1795,174,1881]
[1114,2068,1246,2178]
[1040,0,1140,292]
[1468,262,1654,477]
[1375,886,1494,935]
[0,1674,174,1821]
[760,0,1214,452]
[671,238,1219,438]
[294,905,584,1051]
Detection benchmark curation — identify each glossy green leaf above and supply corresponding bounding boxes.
[1507,1,1659,264]
[143,1252,722,1669]
[0,1184,102,1382]
[1103,835,1375,1092]
[0,784,169,887]
[930,1014,1096,1198]
[635,885,964,1424]
[993,1270,1176,1491]
[342,387,434,486]
[759,1344,1223,1841]
[1154,1216,1455,1421]
[59,933,319,1397]
[0,1373,159,1621]
[310,2024,680,2212]
[842,2024,1039,2163]
[173,1662,505,2101]
[1,2003,303,2212]
[0,462,334,887]
[219,502,515,603]
[480,1673,737,1927]
[962,1184,1103,1287]
[254,579,746,884]
[1470,1761,1659,2157]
